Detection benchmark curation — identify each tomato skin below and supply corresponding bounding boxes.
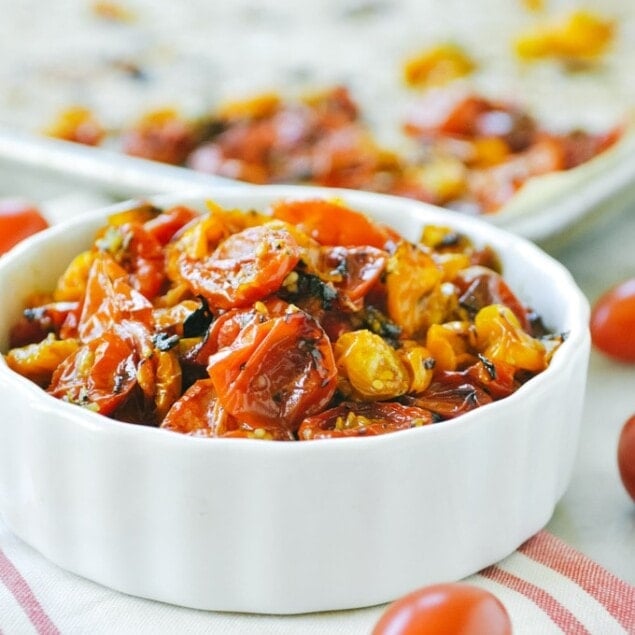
[179,225,302,309]
[590,278,635,363]
[618,415,635,502]
[161,379,294,440]
[405,369,493,419]
[0,199,49,255]
[298,401,434,439]
[207,309,337,432]
[372,583,512,635]
[9,301,80,347]
[78,255,154,344]
[144,205,198,245]
[47,332,138,415]
[98,222,166,299]
[271,199,393,249]
[455,266,531,332]
[321,245,388,307]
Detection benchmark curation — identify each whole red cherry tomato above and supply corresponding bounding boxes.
[372,583,512,635]
[0,198,49,255]
[618,414,635,502]
[590,278,635,363]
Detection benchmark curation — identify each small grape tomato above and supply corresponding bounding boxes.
[618,414,635,502]
[372,583,512,635]
[590,278,635,363]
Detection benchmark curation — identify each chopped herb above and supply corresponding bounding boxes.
[183,296,213,337]
[279,270,338,309]
[354,305,402,341]
[478,354,497,379]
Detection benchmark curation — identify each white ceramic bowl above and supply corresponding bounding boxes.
[0,186,590,614]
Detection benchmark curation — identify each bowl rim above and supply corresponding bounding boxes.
[0,184,590,452]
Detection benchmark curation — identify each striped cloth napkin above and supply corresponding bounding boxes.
[1,515,633,635]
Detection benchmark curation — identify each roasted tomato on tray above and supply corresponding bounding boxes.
[4,198,563,440]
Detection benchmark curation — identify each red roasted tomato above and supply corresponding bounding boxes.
[272,198,396,249]
[48,332,138,416]
[179,224,302,309]
[298,401,435,439]
[207,308,337,432]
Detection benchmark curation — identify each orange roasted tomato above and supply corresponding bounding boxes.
[298,401,435,439]
[372,583,512,635]
[161,378,294,440]
[3,198,561,440]
[178,224,302,309]
[272,198,396,249]
[0,198,49,255]
[95,221,166,300]
[47,331,138,416]
[207,305,337,432]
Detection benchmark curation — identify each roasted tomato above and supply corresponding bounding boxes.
[455,266,531,332]
[466,357,519,399]
[271,198,395,249]
[179,224,302,309]
[5,333,79,387]
[405,371,493,418]
[474,304,546,372]
[121,108,198,165]
[53,250,96,302]
[144,205,199,245]
[372,583,512,635]
[96,221,166,299]
[335,330,409,400]
[426,321,474,372]
[9,301,80,347]
[298,401,435,439]
[590,278,635,363]
[161,379,234,436]
[135,348,182,421]
[207,308,337,432]
[78,254,154,345]
[320,245,388,308]
[186,299,289,368]
[385,242,444,338]
[161,379,294,440]
[0,198,49,255]
[48,331,138,415]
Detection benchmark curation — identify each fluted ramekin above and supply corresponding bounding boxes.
[0,186,589,614]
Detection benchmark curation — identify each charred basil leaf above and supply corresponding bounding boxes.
[183,296,213,337]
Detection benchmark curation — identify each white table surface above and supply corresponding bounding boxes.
[545,203,635,585]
